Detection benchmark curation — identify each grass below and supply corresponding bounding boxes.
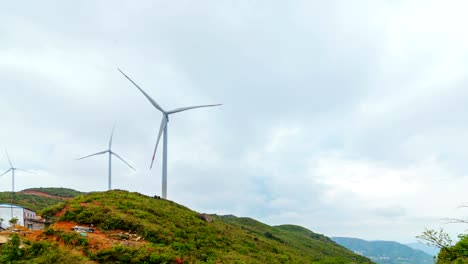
[22,187,84,198]
[35,190,373,263]
[0,192,64,212]
[0,234,87,264]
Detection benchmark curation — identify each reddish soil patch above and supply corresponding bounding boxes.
[20,190,71,200]
[23,230,46,242]
[51,221,146,251]
[1,221,147,254]
[53,221,78,230]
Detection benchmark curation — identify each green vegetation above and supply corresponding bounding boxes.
[44,227,90,247]
[32,190,372,263]
[0,188,84,213]
[218,216,369,263]
[436,234,468,263]
[419,229,468,263]
[0,192,64,212]
[22,187,84,198]
[0,234,86,263]
[9,217,19,229]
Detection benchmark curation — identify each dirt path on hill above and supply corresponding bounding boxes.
[20,190,70,200]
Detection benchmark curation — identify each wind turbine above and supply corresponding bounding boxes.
[118,68,221,199]
[0,150,33,193]
[1,150,34,220]
[77,126,135,190]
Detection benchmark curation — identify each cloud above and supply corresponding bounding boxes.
[1,0,468,243]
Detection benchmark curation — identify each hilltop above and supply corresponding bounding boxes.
[0,187,84,212]
[0,190,373,263]
[21,187,84,199]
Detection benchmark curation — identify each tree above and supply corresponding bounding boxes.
[9,217,18,229]
[417,228,453,250]
[418,206,468,263]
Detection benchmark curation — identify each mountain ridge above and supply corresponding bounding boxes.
[0,188,374,263]
[332,237,434,264]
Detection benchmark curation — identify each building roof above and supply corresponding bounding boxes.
[0,204,36,212]
[0,203,24,209]
[24,218,49,224]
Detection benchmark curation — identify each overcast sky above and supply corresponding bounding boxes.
[2,1,468,243]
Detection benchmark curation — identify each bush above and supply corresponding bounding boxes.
[90,244,177,263]
[0,234,23,262]
[0,235,85,263]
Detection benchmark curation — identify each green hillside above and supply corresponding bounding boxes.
[22,187,84,198]
[0,188,84,212]
[0,192,62,212]
[332,237,434,264]
[217,215,367,262]
[15,190,373,263]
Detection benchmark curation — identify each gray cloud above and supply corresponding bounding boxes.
[1,0,468,243]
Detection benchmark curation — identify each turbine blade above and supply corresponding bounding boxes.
[167,104,222,114]
[109,124,116,149]
[76,150,108,160]
[0,168,12,177]
[111,151,136,171]
[5,149,12,167]
[15,169,35,174]
[150,116,168,169]
[117,68,165,113]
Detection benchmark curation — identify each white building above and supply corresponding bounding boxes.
[0,203,36,229]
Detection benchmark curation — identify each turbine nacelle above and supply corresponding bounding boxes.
[77,126,135,190]
[118,68,222,199]
[1,150,34,192]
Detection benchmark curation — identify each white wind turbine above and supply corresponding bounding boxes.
[0,150,33,193]
[118,68,221,199]
[0,150,33,221]
[77,126,135,190]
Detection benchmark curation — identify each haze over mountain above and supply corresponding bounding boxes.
[333,237,434,264]
[406,242,439,257]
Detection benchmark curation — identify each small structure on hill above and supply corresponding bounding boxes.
[72,226,95,233]
[198,213,213,223]
[24,218,50,230]
[0,203,49,230]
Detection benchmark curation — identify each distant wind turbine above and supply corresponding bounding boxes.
[118,68,221,199]
[0,150,33,193]
[77,126,135,190]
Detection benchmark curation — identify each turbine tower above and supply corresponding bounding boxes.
[0,150,33,193]
[77,126,135,190]
[0,150,33,221]
[118,68,221,199]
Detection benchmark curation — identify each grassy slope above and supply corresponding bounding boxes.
[22,187,84,198]
[0,187,83,212]
[34,190,373,264]
[0,192,63,212]
[218,216,371,263]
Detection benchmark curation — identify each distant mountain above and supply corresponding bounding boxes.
[0,187,85,212]
[406,242,439,256]
[332,237,435,264]
[0,191,63,212]
[22,187,84,198]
